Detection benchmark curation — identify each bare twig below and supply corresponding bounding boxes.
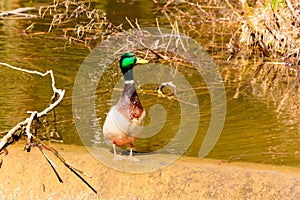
[0,62,97,194]
[0,7,37,19]
[37,144,63,183]
[0,63,65,152]
[35,141,96,193]
[24,111,38,152]
[285,0,297,19]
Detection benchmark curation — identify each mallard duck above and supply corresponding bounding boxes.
[103,52,149,161]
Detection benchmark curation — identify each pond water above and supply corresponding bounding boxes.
[0,0,299,168]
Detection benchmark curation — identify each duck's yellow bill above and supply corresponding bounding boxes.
[136,57,149,64]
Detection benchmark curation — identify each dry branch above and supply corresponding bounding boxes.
[36,0,119,49]
[0,7,37,19]
[0,63,65,151]
[0,62,97,194]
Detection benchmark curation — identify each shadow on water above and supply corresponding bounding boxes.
[0,0,299,167]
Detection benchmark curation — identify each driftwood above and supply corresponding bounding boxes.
[0,62,97,194]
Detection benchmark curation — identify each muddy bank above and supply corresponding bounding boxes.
[0,144,299,199]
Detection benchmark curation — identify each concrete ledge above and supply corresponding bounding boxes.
[0,144,299,199]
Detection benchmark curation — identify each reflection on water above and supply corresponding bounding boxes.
[0,0,299,167]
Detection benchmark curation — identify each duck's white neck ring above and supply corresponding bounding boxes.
[124,80,135,84]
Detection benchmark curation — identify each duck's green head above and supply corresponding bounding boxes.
[120,52,149,74]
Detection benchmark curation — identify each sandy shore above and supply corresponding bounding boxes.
[0,143,299,200]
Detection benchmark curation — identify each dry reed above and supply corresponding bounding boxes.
[227,0,300,124]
